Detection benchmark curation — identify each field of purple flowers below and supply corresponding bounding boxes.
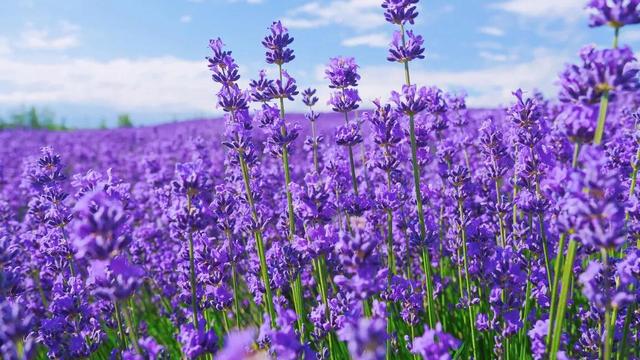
[2,0,640,359]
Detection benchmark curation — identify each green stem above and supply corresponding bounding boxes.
[225,230,242,329]
[113,300,128,349]
[617,299,635,360]
[122,301,142,354]
[32,270,48,308]
[539,215,553,290]
[458,200,478,360]
[238,153,276,327]
[409,112,435,328]
[276,63,306,340]
[547,233,566,351]
[187,195,199,328]
[613,27,620,49]
[602,250,613,360]
[343,109,359,196]
[593,90,610,145]
[316,256,336,360]
[310,117,320,173]
[520,269,532,358]
[571,143,582,168]
[400,21,434,329]
[495,179,506,247]
[550,239,578,359]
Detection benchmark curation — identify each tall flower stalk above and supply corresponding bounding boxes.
[207,38,276,327]
[383,0,435,328]
[326,57,362,197]
[260,21,306,338]
[303,88,322,173]
[390,85,436,328]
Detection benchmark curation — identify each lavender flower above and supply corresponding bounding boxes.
[178,320,218,359]
[410,323,460,359]
[381,0,419,25]
[325,57,360,89]
[587,0,640,28]
[387,29,425,63]
[262,21,295,65]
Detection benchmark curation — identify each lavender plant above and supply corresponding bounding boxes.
[0,1,639,359]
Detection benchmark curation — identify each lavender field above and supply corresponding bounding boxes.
[2,0,640,359]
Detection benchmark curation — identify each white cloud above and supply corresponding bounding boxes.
[19,22,80,50]
[180,15,192,23]
[491,0,584,20]
[0,56,218,114]
[282,0,384,30]
[479,26,504,37]
[0,38,11,56]
[341,33,389,48]
[624,28,640,42]
[478,51,510,62]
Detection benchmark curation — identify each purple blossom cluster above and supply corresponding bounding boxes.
[1,1,639,359]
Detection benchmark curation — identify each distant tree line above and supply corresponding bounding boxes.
[0,107,68,131]
[0,107,134,130]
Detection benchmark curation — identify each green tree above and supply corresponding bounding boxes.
[117,114,133,128]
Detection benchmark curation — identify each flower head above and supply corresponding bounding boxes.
[73,190,129,260]
[558,45,639,105]
[326,57,360,89]
[338,316,388,360]
[262,21,295,65]
[381,0,420,25]
[410,323,459,359]
[587,0,640,28]
[249,70,274,103]
[390,84,429,115]
[388,29,425,63]
[267,70,299,101]
[302,88,319,107]
[329,88,361,113]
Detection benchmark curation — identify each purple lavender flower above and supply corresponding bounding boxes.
[178,320,218,359]
[328,88,361,113]
[381,0,419,25]
[249,70,274,103]
[208,53,240,87]
[302,88,319,107]
[266,69,299,101]
[91,256,145,300]
[558,45,639,105]
[216,328,257,360]
[336,123,364,147]
[387,29,425,63]
[262,21,295,65]
[0,300,34,346]
[338,315,388,360]
[207,38,232,67]
[562,148,626,250]
[587,0,640,28]
[73,190,129,260]
[217,85,250,113]
[325,57,360,89]
[138,337,164,360]
[390,84,429,115]
[410,323,459,359]
[528,319,549,360]
[365,100,403,148]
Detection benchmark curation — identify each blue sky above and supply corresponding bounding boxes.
[1,0,639,127]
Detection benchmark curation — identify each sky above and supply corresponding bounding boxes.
[1,0,639,127]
